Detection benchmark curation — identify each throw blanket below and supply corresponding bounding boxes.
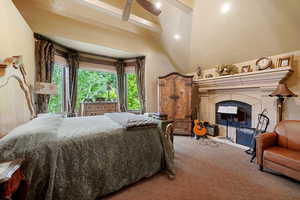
[105,112,158,129]
[0,114,175,200]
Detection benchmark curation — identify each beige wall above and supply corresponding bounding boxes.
[285,52,300,120]
[0,0,35,133]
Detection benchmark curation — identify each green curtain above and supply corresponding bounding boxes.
[116,60,127,112]
[35,35,55,113]
[135,57,146,113]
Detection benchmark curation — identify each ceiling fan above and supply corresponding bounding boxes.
[122,0,162,21]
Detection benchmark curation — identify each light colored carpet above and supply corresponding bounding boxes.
[103,136,300,200]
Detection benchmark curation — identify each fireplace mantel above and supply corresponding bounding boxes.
[194,66,294,138]
[194,67,293,92]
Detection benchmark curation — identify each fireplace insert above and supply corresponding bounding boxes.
[216,100,252,128]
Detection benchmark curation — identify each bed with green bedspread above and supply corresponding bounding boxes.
[0,113,174,200]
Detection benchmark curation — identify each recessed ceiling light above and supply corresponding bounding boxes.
[221,3,231,14]
[155,2,162,9]
[174,34,181,40]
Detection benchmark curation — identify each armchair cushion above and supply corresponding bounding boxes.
[264,147,300,171]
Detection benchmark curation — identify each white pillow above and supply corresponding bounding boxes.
[37,113,64,119]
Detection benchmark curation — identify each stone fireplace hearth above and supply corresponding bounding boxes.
[193,67,293,147]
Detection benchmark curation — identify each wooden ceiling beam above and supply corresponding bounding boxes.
[76,0,161,33]
[164,0,193,13]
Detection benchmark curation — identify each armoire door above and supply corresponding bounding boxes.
[173,76,192,134]
[173,76,192,119]
[158,76,176,119]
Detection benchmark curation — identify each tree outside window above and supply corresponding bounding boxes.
[126,73,141,111]
[48,63,64,113]
[76,69,118,111]
[48,66,141,113]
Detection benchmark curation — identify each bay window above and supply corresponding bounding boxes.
[47,54,142,114]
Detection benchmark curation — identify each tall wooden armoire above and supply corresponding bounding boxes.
[158,72,193,135]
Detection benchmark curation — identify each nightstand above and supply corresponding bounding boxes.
[0,160,28,200]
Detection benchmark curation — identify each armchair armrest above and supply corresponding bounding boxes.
[256,132,278,167]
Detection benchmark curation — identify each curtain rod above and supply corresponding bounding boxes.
[34,33,145,61]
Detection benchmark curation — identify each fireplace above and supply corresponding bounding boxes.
[215,100,254,147]
[194,66,292,148]
[216,100,252,128]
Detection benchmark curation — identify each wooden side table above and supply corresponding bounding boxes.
[0,160,28,200]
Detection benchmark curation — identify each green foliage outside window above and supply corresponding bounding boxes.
[48,63,64,113]
[48,65,141,113]
[127,73,141,110]
[76,69,118,111]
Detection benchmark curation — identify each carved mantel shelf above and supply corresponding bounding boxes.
[193,67,293,92]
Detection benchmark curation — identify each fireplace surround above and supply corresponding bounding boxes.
[194,67,293,146]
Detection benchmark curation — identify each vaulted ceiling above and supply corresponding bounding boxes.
[12,0,300,73]
[190,0,300,72]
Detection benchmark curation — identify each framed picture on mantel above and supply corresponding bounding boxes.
[241,65,251,73]
[277,56,293,68]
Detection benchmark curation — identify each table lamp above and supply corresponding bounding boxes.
[35,82,57,95]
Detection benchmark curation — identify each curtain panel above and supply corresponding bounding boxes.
[116,60,127,112]
[35,38,55,113]
[66,51,80,114]
[135,57,146,113]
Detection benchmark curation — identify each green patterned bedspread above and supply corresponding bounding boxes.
[0,113,175,200]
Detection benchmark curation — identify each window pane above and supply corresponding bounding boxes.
[48,63,64,113]
[127,73,141,111]
[76,69,118,111]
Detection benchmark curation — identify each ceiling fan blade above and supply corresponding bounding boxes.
[136,0,162,16]
[122,0,133,21]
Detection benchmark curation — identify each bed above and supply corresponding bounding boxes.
[0,113,175,200]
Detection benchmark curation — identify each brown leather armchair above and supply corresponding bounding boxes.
[256,120,300,181]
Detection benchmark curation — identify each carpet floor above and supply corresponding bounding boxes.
[103,136,300,200]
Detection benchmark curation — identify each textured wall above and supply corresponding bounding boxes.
[0,0,35,133]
